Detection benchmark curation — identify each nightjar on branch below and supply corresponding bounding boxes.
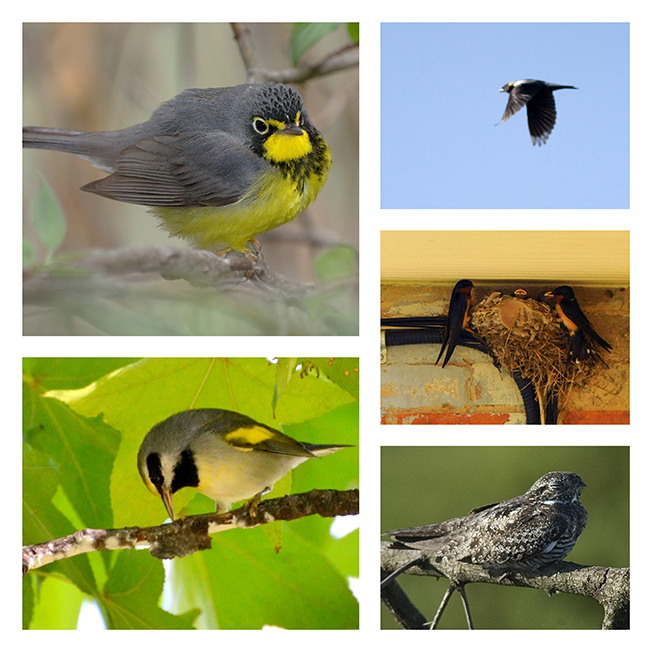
[386,471,587,572]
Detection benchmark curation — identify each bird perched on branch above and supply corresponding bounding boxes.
[382,472,587,628]
[386,471,587,572]
[138,408,351,520]
[24,82,331,254]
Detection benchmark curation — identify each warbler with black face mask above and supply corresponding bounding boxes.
[137,408,351,520]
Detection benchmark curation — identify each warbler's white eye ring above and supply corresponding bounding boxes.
[252,118,269,135]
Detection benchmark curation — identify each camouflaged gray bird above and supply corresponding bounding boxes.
[385,471,587,572]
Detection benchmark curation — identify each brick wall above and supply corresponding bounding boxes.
[381,283,629,425]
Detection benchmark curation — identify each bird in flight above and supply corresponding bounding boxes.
[498,79,577,146]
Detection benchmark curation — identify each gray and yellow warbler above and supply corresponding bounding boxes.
[23,82,331,253]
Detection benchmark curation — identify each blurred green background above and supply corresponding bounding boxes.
[381,446,629,629]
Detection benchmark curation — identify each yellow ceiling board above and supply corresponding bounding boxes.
[380,230,630,285]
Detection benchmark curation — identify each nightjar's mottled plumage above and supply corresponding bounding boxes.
[386,472,587,572]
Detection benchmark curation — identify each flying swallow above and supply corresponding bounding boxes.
[498,79,577,146]
[543,285,612,361]
[436,279,474,368]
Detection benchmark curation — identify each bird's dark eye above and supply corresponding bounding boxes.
[146,453,164,491]
[252,118,269,134]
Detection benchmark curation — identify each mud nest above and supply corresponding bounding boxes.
[470,292,595,399]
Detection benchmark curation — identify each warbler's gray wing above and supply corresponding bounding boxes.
[82,130,266,207]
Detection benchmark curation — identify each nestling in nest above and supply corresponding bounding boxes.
[470,292,596,408]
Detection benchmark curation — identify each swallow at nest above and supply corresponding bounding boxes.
[436,279,474,368]
[498,80,577,146]
[543,285,612,362]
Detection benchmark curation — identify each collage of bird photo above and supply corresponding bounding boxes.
[17,10,638,642]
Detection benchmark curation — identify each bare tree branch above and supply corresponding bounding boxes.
[23,489,359,576]
[24,245,316,298]
[251,45,359,85]
[381,543,629,630]
[230,22,359,85]
[230,23,259,83]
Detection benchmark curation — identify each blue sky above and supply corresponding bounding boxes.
[381,23,629,209]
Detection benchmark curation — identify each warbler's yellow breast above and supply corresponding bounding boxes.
[152,143,331,252]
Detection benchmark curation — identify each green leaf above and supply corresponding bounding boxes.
[23,238,37,267]
[26,575,85,629]
[296,357,360,401]
[347,23,359,42]
[24,392,120,530]
[272,357,296,416]
[24,357,140,391]
[102,550,196,629]
[23,441,98,598]
[30,177,67,258]
[23,573,35,629]
[290,23,341,64]
[40,357,356,527]
[169,525,358,629]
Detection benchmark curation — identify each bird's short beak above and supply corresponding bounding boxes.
[161,488,175,520]
[281,123,304,136]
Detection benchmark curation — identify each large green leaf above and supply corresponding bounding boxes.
[23,444,98,628]
[102,551,196,629]
[169,525,358,629]
[290,23,341,65]
[24,389,120,530]
[26,575,85,629]
[24,357,140,391]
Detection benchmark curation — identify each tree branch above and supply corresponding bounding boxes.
[23,489,359,576]
[230,22,359,85]
[250,45,359,85]
[24,245,316,298]
[381,543,629,630]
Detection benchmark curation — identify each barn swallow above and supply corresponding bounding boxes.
[544,285,612,361]
[436,279,474,368]
[512,288,529,298]
[498,80,577,146]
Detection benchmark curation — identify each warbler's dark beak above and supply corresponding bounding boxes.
[281,123,304,136]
